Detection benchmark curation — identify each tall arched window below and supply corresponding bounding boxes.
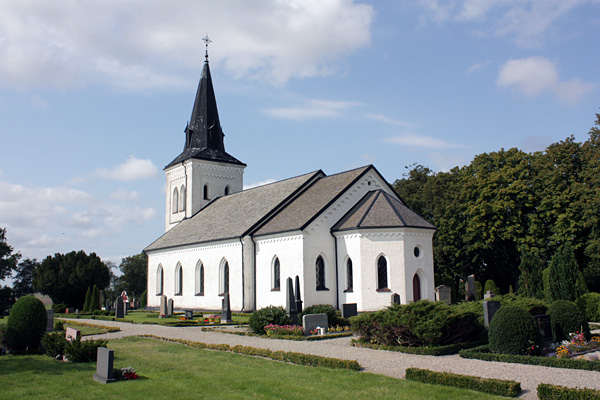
[195,261,204,295]
[224,185,230,196]
[180,185,186,212]
[413,273,421,301]
[377,256,388,290]
[175,262,183,295]
[203,184,209,200]
[156,264,164,295]
[219,260,229,295]
[172,188,179,214]
[345,258,353,292]
[272,257,280,291]
[316,256,327,290]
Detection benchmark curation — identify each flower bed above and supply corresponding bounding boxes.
[265,324,303,337]
[547,333,600,360]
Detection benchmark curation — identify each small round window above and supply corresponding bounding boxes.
[414,246,421,258]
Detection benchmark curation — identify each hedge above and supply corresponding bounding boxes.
[201,327,352,341]
[538,383,600,399]
[351,339,486,356]
[141,335,360,370]
[405,368,521,398]
[459,345,600,372]
[60,320,120,333]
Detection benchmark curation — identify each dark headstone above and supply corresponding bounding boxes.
[302,313,328,336]
[285,277,298,324]
[93,347,116,384]
[534,314,553,343]
[295,275,303,312]
[466,274,476,301]
[167,298,174,316]
[105,300,112,312]
[391,293,401,305]
[483,300,501,328]
[221,294,232,323]
[65,308,73,314]
[115,296,124,319]
[184,310,194,320]
[159,295,168,316]
[435,285,452,305]
[342,303,358,319]
[46,309,54,332]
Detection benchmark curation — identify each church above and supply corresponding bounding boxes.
[145,50,436,313]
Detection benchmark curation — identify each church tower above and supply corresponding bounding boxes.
[164,38,246,231]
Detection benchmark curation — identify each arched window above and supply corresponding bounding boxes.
[180,185,186,212]
[345,258,353,292]
[175,262,183,295]
[195,261,204,295]
[224,185,230,196]
[316,256,327,290]
[219,260,229,295]
[272,257,280,291]
[203,184,209,200]
[413,274,421,301]
[377,256,388,290]
[156,264,164,295]
[172,188,179,214]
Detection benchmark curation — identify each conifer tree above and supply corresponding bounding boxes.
[548,243,587,302]
[90,285,100,312]
[82,286,92,312]
[517,249,544,299]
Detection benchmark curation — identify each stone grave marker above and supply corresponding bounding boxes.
[342,303,358,319]
[483,300,501,328]
[115,296,124,319]
[93,347,116,384]
[65,307,73,314]
[167,298,174,316]
[302,313,328,336]
[285,277,298,324]
[105,300,112,312]
[159,295,168,316]
[46,309,54,331]
[466,274,476,301]
[294,275,303,312]
[391,293,401,305]
[484,290,495,299]
[65,327,81,342]
[435,285,452,305]
[221,294,232,323]
[184,310,194,320]
[534,314,553,343]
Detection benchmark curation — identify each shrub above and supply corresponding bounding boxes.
[405,368,521,398]
[548,300,590,342]
[89,285,100,312]
[484,280,500,296]
[41,332,67,357]
[140,290,147,309]
[538,383,600,400]
[248,306,291,334]
[52,302,68,313]
[5,295,48,350]
[53,320,64,331]
[475,281,482,300]
[299,304,340,326]
[497,294,548,316]
[488,305,541,355]
[83,287,91,312]
[264,324,303,337]
[64,337,107,362]
[576,292,600,323]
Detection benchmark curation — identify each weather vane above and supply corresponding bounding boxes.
[202,35,211,61]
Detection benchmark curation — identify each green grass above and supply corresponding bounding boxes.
[56,311,250,325]
[62,324,108,336]
[0,336,505,399]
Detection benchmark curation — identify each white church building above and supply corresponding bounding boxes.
[145,53,436,313]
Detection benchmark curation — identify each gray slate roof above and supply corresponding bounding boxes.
[145,170,321,252]
[332,189,435,232]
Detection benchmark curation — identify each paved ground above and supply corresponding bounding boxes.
[67,318,600,400]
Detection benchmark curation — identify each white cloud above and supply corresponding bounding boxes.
[94,156,159,182]
[497,56,595,103]
[384,134,463,149]
[466,60,491,74]
[244,179,277,190]
[264,99,361,119]
[363,113,417,127]
[0,0,373,90]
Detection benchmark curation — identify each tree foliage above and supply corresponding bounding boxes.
[393,111,600,292]
[13,258,40,298]
[517,250,544,299]
[548,243,587,302]
[33,250,110,309]
[118,252,148,297]
[0,228,20,281]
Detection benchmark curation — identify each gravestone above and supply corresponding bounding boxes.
[93,347,116,384]
[342,303,358,319]
[435,285,452,305]
[46,309,54,331]
[294,275,303,312]
[65,327,81,342]
[159,295,168,316]
[105,300,112,312]
[285,277,298,324]
[391,293,401,305]
[466,274,476,301]
[221,294,232,323]
[302,313,328,336]
[184,310,194,320]
[167,298,174,316]
[115,296,124,319]
[65,308,73,314]
[484,290,495,299]
[483,300,501,328]
[534,314,553,343]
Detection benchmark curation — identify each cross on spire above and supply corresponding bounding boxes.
[202,35,211,62]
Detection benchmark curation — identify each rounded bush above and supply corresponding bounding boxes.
[299,304,339,326]
[248,306,291,334]
[6,295,48,350]
[575,293,600,323]
[488,305,541,355]
[548,300,589,342]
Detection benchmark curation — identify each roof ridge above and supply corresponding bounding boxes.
[381,190,408,226]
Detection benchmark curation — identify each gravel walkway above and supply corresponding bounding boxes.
[68,318,600,400]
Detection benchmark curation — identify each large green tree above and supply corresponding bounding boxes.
[118,252,148,298]
[0,228,20,281]
[517,250,544,299]
[33,250,110,309]
[12,258,39,298]
[548,243,587,302]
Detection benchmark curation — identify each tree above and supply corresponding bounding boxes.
[0,228,20,281]
[33,250,110,309]
[90,285,100,311]
[548,243,587,302]
[0,286,14,315]
[83,287,92,312]
[118,252,148,298]
[517,250,544,299]
[12,258,40,298]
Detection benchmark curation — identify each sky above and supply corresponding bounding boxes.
[1,0,599,273]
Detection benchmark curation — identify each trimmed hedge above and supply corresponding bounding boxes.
[6,295,48,350]
[538,383,600,400]
[248,306,291,334]
[405,368,521,398]
[460,345,600,372]
[488,305,541,355]
[142,334,360,370]
[576,293,600,323]
[548,300,590,342]
[351,339,486,356]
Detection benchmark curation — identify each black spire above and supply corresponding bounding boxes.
[166,38,245,169]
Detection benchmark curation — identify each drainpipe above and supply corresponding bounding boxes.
[240,237,245,312]
[332,230,340,311]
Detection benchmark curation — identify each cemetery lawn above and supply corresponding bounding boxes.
[0,336,505,400]
[62,324,109,336]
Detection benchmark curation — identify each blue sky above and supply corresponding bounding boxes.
[1,0,599,271]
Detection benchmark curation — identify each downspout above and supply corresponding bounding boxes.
[331,230,340,310]
[239,237,245,312]
[251,235,257,311]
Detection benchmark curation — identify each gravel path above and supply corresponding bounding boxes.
[68,318,600,400]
